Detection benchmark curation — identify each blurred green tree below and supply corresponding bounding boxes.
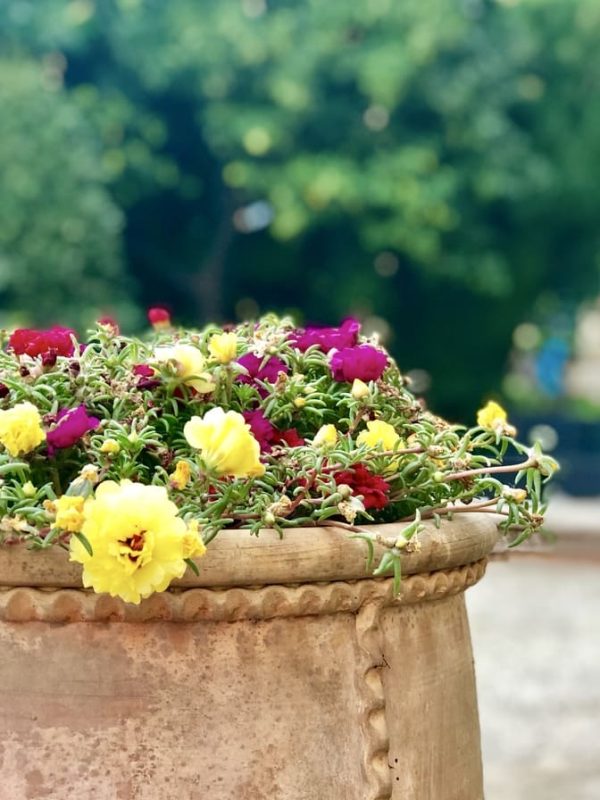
[1,0,599,413]
[0,58,137,329]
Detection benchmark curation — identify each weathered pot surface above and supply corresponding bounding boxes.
[0,513,498,800]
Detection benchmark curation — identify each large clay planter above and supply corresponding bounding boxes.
[0,513,498,800]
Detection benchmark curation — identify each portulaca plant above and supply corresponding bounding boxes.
[0,312,557,603]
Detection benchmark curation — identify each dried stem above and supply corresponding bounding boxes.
[444,458,536,483]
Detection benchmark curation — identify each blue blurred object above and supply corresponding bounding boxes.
[512,413,600,497]
[534,338,569,397]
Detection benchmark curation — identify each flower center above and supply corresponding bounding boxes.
[119,529,148,565]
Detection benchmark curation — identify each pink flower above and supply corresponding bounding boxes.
[292,318,360,353]
[334,464,390,510]
[147,307,171,328]
[330,345,388,383]
[9,326,76,358]
[236,353,288,393]
[47,405,100,455]
[243,410,277,452]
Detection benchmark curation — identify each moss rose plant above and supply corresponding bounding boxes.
[0,313,557,602]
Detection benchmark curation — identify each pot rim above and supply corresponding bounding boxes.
[0,513,500,589]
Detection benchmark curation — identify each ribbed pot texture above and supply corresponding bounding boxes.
[0,513,498,800]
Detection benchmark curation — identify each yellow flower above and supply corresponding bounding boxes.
[294,397,306,408]
[170,460,191,490]
[54,496,85,533]
[477,401,516,436]
[182,519,207,560]
[357,420,400,450]
[0,402,45,457]
[208,332,238,364]
[69,480,190,604]
[154,344,215,394]
[184,407,265,478]
[351,379,370,400]
[100,438,121,455]
[312,424,337,448]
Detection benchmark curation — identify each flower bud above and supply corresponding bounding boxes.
[22,481,36,498]
[294,397,306,409]
[312,424,337,448]
[100,438,121,455]
[80,465,100,485]
[148,307,171,329]
[502,487,527,503]
[351,379,369,400]
[267,496,293,518]
[98,316,120,335]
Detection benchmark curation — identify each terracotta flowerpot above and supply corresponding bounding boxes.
[0,514,498,800]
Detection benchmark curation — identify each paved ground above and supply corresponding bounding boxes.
[468,557,600,800]
[545,492,600,538]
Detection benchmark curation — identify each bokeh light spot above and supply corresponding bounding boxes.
[374,251,399,277]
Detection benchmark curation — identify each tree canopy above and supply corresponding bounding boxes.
[1,0,599,412]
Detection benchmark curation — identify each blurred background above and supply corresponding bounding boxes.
[0,1,599,796]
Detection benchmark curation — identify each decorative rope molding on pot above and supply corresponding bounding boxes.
[0,559,487,624]
[355,600,393,800]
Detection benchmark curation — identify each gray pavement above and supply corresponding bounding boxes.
[467,557,600,800]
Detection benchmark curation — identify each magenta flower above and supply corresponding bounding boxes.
[236,353,288,392]
[330,345,388,383]
[292,318,360,353]
[133,364,154,378]
[243,410,277,453]
[47,405,100,455]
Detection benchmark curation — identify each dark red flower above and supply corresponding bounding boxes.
[334,464,390,510]
[147,307,171,328]
[274,428,305,447]
[8,326,76,358]
[330,345,388,383]
[243,410,277,452]
[242,410,305,452]
[236,353,288,392]
[46,405,100,455]
[0,383,9,399]
[292,318,360,353]
[133,364,160,390]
